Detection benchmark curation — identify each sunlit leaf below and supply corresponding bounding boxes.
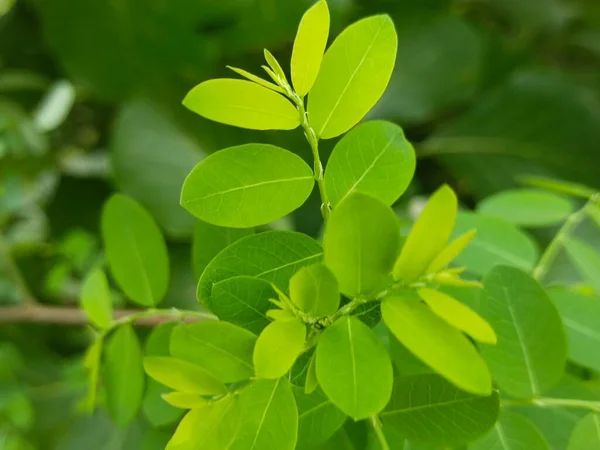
[289,263,339,317]
[80,268,112,329]
[254,318,306,379]
[161,392,208,410]
[181,144,314,228]
[425,229,476,274]
[324,193,400,296]
[324,121,415,207]
[227,65,284,93]
[308,15,397,139]
[316,316,393,420]
[291,0,329,96]
[305,353,318,394]
[183,79,300,130]
[567,413,600,450]
[564,238,600,294]
[263,49,288,86]
[143,356,227,395]
[471,411,549,450]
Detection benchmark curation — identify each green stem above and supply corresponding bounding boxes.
[370,415,390,450]
[503,397,600,412]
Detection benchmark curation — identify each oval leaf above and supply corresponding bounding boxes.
[254,318,306,379]
[564,238,600,294]
[293,386,346,448]
[198,230,322,304]
[381,374,499,446]
[481,266,567,398]
[104,325,145,426]
[472,411,549,450]
[568,413,600,450]
[393,185,457,281]
[170,321,256,383]
[382,294,492,396]
[161,392,208,410]
[143,356,227,396]
[417,287,497,344]
[316,316,393,420]
[478,188,573,227]
[452,211,539,276]
[183,79,300,130]
[324,121,415,207]
[324,193,400,296]
[181,144,314,228]
[290,263,340,317]
[80,268,113,329]
[308,15,398,139]
[101,194,169,306]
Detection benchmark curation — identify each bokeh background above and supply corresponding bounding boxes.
[1,0,600,447]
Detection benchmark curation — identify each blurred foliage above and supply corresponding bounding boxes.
[1,0,600,447]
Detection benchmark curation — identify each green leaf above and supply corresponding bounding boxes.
[519,175,597,201]
[81,336,103,413]
[104,325,145,427]
[451,211,539,276]
[181,143,314,228]
[227,65,285,93]
[481,266,567,398]
[161,392,208,410]
[478,188,573,227]
[143,356,227,395]
[289,263,339,317]
[381,294,492,396]
[232,378,298,450]
[198,230,322,304]
[316,316,393,420]
[324,193,400,296]
[324,120,415,207]
[80,268,112,329]
[291,0,329,97]
[564,239,600,294]
[170,321,256,383]
[209,276,274,333]
[381,374,499,446]
[305,353,318,394]
[548,288,600,372]
[293,386,346,449]
[308,15,397,139]
[192,221,253,279]
[263,49,288,86]
[393,185,457,281]
[166,396,241,450]
[101,194,169,306]
[471,411,549,450]
[253,317,306,379]
[388,332,431,377]
[417,287,496,344]
[567,413,600,450]
[183,79,300,130]
[425,229,476,274]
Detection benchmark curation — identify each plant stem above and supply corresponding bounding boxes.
[0,234,36,304]
[370,416,390,450]
[503,397,600,412]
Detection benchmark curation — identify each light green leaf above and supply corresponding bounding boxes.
[481,266,567,398]
[308,15,397,139]
[181,143,314,228]
[101,194,169,306]
[143,356,227,395]
[209,276,275,333]
[324,121,415,207]
[227,65,285,93]
[192,221,253,279]
[254,318,306,379]
[293,386,346,449]
[388,332,431,377]
[161,392,208,410]
[381,294,492,396]
[232,378,298,450]
[166,397,240,450]
[291,0,329,96]
[80,268,112,329]
[567,413,600,450]
[564,239,600,294]
[183,79,300,130]
[519,175,597,200]
[104,325,144,427]
[417,287,496,344]
[198,230,322,303]
[81,336,103,412]
[425,229,476,274]
[381,374,499,446]
[290,263,339,317]
[451,211,539,276]
[393,185,457,281]
[170,321,256,383]
[471,411,549,450]
[263,49,288,86]
[324,193,400,296]
[548,288,600,372]
[316,316,393,420]
[478,188,573,227]
[305,353,318,394]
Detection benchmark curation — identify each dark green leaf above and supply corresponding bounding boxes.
[564,239,600,294]
[471,411,549,450]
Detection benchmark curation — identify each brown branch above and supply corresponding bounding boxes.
[0,304,211,326]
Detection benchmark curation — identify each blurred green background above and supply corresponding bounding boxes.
[1,0,600,447]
